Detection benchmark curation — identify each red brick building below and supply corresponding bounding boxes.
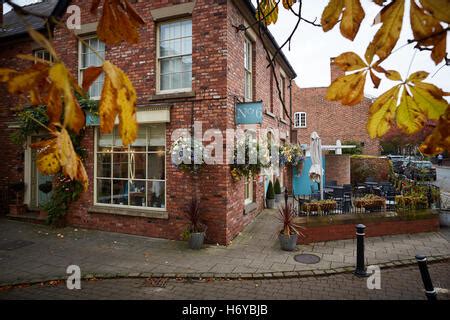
[0,0,296,245]
[292,60,381,156]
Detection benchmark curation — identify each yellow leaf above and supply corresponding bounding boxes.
[49,63,85,133]
[419,0,450,24]
[409,84,448,120]
[365,0,405,63]
[27,28,58,60]
[340,0,365,41]
[385,70,402,81]
[7,63,48,98]
[0,69,17,82]
[36,152,61,176]
[419,108,450,155]
[411,1,447,64]
[367,85,401,138]
[99,61,138,146]
[407,71,429,83]
[56,128,79,180]
[98,77,118,134]
[332,52,367,71]
[256,0,279,25]
[326,71,366,106]
[321,0,344,32]
[76,157,89,192]
[117,88,137,147]
[396,89,426,134]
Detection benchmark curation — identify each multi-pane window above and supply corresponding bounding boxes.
[244,176,253,205]
[34,49,52,63]
[96,125,166,210]
[158,19,192,92]
[294,112,307,128]
[244,37,253,102]
[280,75,286,119]
[80,37,105,99]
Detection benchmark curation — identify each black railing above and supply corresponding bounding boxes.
[291,182,441,217]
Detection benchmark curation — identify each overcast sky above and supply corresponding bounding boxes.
[4,0,449,98]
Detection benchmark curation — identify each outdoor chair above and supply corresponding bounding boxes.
[333,188,345,212]
[310,184,320,200]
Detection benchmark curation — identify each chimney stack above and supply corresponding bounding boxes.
[330,57,345,83]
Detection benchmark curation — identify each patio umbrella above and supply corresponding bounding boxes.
[309,131,324,200]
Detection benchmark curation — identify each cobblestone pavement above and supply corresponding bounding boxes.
[1,262,449,300]
[0,212,449,286]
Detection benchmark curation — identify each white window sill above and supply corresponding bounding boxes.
[149,91,195,101]
[280,119,289,125]
[265,110,276,118]
[88,205,169,219]
[244,202,258,215]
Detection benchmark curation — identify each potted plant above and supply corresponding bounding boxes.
[183,198,207,250]
[9,181,26,216]
[266,181,276,209]
[274,178,283,203]
[277,203,304,251]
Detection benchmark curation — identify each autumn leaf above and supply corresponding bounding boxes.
[48,63,85,133]
[367,71,449,140]
[91,0,145,45]
[327,52,372,105]
[396,88,426,134]
[31,127,89,191]
[321,0,365,41]
[419,0,450,24]
[365,0,405,64]
[410,1,447,65]
[327,71,366,106]
[419,109,450,155]
[0,69,17,82]
[82,66,103,91]
[87,61,138,146]
[367,85,401,138]
[256,0,279,25]
[282,0,297,9]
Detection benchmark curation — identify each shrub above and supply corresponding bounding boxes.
[351,156,390,185]
[267,181,275,199]
[342,140,363,155]
[274,179,282,194]
[277,203,304,236]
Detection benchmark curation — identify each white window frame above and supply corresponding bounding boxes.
[294,112,307,128]
[156,18,193,94]
[33,49,52,63]
[244,175,254,205]
[78,35,105,100]
[93,125,167,212]
[280,74,286,119]
[244,36,253,102]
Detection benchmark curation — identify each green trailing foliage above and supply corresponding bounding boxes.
[10,95,97,226]
[274,178,282,195]
[267,181,275,200]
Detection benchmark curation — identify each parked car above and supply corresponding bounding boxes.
[388,155,406,174]
[404,161,437,181]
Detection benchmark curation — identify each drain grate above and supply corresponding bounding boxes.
[0,240,34,251]
[143,278,168,288]
[294,254,321,264]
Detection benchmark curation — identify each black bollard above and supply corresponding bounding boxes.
[284,188,289,208]
[415,255,438,301]
[354,224,367,277]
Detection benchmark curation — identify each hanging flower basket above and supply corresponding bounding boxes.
[279,143,305,177]
[170,136,210,174]
[230,136,271,182]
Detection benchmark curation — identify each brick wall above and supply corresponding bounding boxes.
[293,59,380,156]
[325,154,350,185]
[298,215,439,244]
[0,0,295,245]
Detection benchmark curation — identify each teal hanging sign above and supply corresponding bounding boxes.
[235,101,263,125]
[86,112,100,126]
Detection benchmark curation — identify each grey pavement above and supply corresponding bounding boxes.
[0,210,450,286]
[1,261,449,300]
